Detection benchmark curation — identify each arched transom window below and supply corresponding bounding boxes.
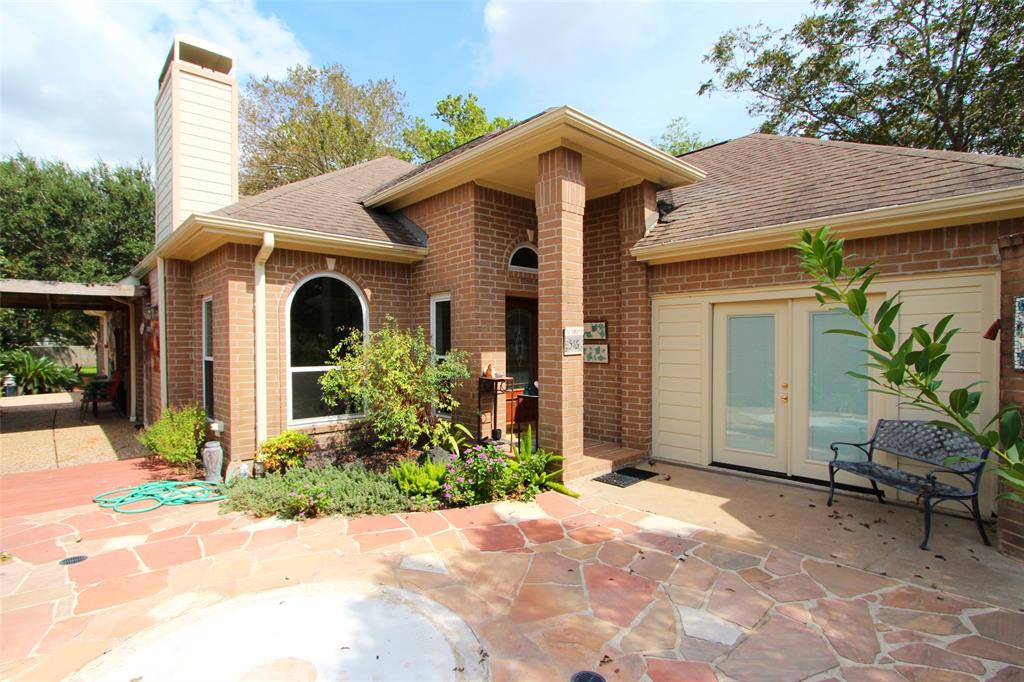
[287,274,367,423]
[509,244,538,272]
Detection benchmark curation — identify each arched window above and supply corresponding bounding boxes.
[509,244,538,272]
[287,274,367,423]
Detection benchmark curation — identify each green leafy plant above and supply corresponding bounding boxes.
[222,464,415,519]
[424,420,474,454]
[137,404,208,472]
[389,459,446,504]
[442,443,511,506]
[319,317,470,448]
[794,227,1024,501]
[257,430,316,473]
[508,427,580,499]
[0,350,78,394]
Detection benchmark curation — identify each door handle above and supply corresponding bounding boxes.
[780,395,789,401]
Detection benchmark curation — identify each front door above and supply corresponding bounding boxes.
[712,302,790,472]
[505,297,538,433]
[711,299,872,478]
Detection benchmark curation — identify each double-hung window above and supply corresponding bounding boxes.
[201,297,214,417]
[431,294,453,417]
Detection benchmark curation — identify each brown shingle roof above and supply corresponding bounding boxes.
[212,156,423,247]
[637,134,1024,249]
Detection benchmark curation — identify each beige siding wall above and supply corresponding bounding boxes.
[154,82,174,244]
[175,70,234,224]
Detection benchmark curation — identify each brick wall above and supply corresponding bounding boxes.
[652,219,1022,297]
[997,232,1024,561]
[583,194,621,442]
[405,183,538,435]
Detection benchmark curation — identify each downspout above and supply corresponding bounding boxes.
[253,232,275,447]
[111,296,137,423]
[157,257,168,410]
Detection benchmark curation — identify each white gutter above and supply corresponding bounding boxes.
[253,232,275,446]
[156,257,168,410]
[111,296,137,423]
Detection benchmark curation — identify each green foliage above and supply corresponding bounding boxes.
[137,404,208,471]
[403,94,515,163]
[0,154,154,347]
[0,350,78,393]
[319,318,470,448]
[653,116,717,156]
[222,464,415,520]
[701,0,1024,155]
[389,459,446,504]
[794,226,1024,500]
[257,430,316,473]
[239,64,411,194]
[509,427,580,499]
[442,442,512,506]
[424,420,475,454]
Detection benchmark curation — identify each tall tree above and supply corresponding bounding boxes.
[403,94,514,163]
[699,0,1024,155]
[240,64,410,195]
[0,154,154,348]
[653,116,717,156]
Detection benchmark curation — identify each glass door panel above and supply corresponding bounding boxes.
[712,302,789,473]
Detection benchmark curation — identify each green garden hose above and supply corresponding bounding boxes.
[93,480,225,514]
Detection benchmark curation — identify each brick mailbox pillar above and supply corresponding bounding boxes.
[536,147,586,475]
[998,232,1024,560]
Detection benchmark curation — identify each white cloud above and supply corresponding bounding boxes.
[477,0,812,145]
[0,0,309,168]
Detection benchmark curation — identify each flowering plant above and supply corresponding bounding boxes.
[284,479,332,519]
[442,443,512,506]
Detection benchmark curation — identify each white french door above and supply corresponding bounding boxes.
[712,299,872,479]
[712,302,790,472]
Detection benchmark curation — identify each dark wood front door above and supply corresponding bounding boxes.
[505,297,538,432]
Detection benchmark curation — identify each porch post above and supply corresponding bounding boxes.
[618,182,657,452]
[536,147,585,475]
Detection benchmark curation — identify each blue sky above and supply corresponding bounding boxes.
[0,0,813,167]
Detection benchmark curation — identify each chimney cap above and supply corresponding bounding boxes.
[159,35,234,85]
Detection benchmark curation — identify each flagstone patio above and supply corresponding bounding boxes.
[1,484,1022,681]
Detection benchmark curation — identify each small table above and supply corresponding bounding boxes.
[80,378,113,419]
[477,376,514,442]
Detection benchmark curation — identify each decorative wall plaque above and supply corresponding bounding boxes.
[584,344,609,363]
[584,321,607,340]
[563,327,584,356]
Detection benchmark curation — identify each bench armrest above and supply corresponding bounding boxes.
[829,440,874,462]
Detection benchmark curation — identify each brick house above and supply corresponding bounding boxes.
[129,38,1024,541]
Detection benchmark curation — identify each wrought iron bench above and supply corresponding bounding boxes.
[827,419,990,550]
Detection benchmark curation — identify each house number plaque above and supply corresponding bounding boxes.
[564,327,584,356]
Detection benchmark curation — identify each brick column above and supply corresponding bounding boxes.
[536,148,585,472]
[618,183,657,452]
[998,232,1024,561]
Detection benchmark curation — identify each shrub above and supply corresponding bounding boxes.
[389,459,446,504]
[442,443,512,506]
[137,404,208,472]
[507,427,580,499]
[0,350,78,394]
[257,430,316,473]
[222,464,415,519]
[319,318,470,448]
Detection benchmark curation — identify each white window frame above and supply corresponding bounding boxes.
[430,293,452,418]
[285,272,369,427]
[508,243,539,273]
[201,296,214,418]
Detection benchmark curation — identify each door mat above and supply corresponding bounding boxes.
[592,467,658,488]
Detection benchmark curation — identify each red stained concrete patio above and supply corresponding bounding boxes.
[1,463,1023,681]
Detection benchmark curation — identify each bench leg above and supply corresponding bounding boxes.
[870,480,885,504]
[971,495,992,546]
[827,464,837,506]
[921,496,933,550]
